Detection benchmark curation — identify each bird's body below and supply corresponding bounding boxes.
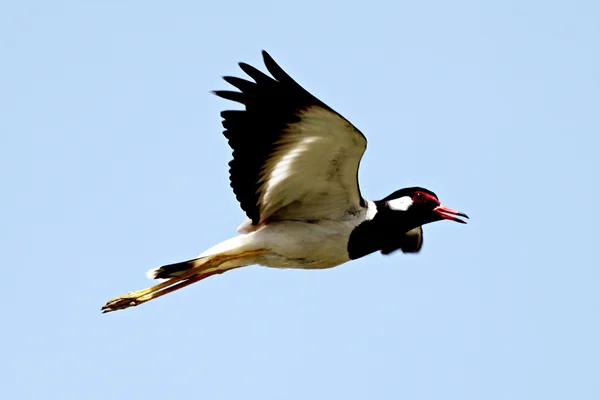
[146,203,376,283]
[102,51,468,313]
[202,216,370,271]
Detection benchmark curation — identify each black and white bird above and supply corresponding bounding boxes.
[102,51,468,312]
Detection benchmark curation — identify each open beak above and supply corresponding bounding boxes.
[434,204,469,224]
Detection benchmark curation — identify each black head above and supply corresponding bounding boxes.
[379,187,468,228]
[347,187,468,260]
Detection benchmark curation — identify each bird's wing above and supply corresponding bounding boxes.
[381,226,424,254]
[213,51,367,228]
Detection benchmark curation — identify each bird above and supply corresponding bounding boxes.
[102,50,468,313]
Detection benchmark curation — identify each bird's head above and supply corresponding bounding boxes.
[381,187,468,227]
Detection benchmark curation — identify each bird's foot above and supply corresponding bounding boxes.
[102,293,142,313]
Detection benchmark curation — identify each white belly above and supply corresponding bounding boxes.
[199,219,363,270]
[256,220,360,269]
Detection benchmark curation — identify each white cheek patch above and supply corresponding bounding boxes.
[387,196,413,211]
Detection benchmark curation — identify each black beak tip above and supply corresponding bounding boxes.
[453,212,469,224]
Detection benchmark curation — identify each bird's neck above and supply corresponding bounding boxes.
[347,202,419,260]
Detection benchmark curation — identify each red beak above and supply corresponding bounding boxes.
[434,204,469,224]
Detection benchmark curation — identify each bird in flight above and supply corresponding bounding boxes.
[102,51,468,313]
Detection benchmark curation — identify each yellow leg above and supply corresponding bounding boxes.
[101,249,266,313]
[124,266,243,309]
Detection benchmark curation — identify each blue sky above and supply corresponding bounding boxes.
[3,1,599,399]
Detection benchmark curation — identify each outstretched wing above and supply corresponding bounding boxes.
[213,51,367,228]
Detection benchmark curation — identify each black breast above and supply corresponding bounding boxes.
[347,204,423,260]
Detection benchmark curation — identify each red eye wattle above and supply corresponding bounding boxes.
[414,192,425,203]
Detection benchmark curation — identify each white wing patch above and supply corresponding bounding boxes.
[256,106,367,222]
[260,136,320,215]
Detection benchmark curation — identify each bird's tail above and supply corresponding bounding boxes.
[145,235,259,280]
[146,259,197,280]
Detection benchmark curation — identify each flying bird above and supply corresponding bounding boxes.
[102,51,468,313]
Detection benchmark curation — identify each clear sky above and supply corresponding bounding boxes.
[3,1,599,399]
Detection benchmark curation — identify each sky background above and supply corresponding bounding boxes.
[2,1,599,399]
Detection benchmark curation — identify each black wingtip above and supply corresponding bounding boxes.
[212,90,246,104]
[261,50,276,70]
[261,50,277,67]
[261,50,295,84]
[238,61,274,84]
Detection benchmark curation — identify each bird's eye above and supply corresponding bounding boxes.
[414,192,425,203]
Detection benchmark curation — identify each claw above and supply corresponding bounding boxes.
[101,297,139,313]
